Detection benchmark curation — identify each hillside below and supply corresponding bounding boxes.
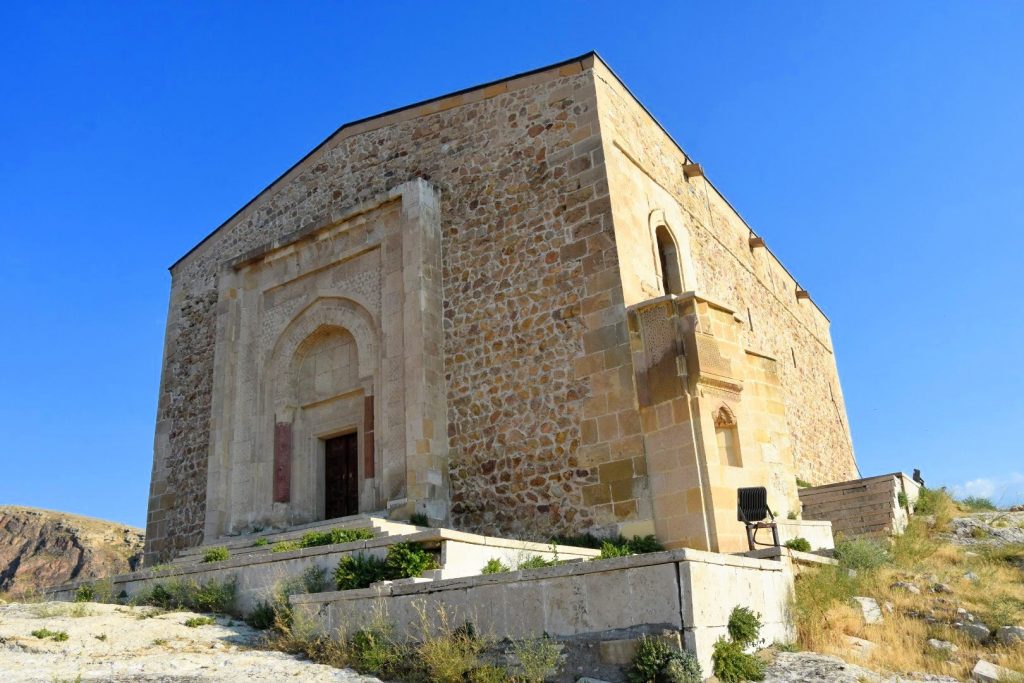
[0,506,143,596]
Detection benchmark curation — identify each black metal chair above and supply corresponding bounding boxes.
[737,487,780,551]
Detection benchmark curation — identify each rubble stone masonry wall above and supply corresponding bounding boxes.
[146,57,617,562]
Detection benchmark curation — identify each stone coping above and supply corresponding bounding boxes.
[45,528,600,593]
[775,519,832,527]
[800,472,908,495]
[290,547,784,606]
[743,547,838,566]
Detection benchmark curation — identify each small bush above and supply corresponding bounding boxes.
[786,510,798,520]
[784,537,811,552]
[335,553,390,590]
[31,628,69,641]
[518,555,559,570]
[184,616,216,627]
[202,546,230,563]
[510,635,562,683]
[134,577,236,614]
[795,477,813,488]
[385,542,440,578]
[792,564,857,649]
[960,496,997,511]
[247,600,277,630]
[417,624,485,683]
[334,543,438,590]
[481,558,510,574]
[409,512,430,527]
[834,537,891,571]
[253,537,269,547]
[712,637,765,682]
[551,533,665,556]
[298,527,374,548]
[74,584,95,603]
[349,626,406,678]
[627,635,702,683]
[300,565,328,593]
[272,541,301,553]
[727,606,763,647]
[914,487,956,529]
[469,665,508,682]
[897,491,909,509]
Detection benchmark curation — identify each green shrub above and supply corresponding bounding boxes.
[298,527,374,548]
[300,565,328,593]
[253,537,269,547]
[834,537,891,571]
[469,665,508,682]
[31,628,69,641]
[712,637,765,682]
[202,546,230,563]
[786,511,798,520]
[272,540,301,553]
[510,635,562,683]
[897,491,909,509]
[481,558,510,574]
[518,555,559,570]
[334,542,438,590]
[135,577,236,614]
[74,584,95,603]
[409,512,430,527]
[247,600,278,630]
[727,606,763,647]
[552,533,665,556]
[417,623,485,683]
[349,626,406,678]
[385,542,440,578]
[627,635,702,683]
[784,537,811,552]
[184,616,216,627]
[335,553,389,590]
[795,477,813,488]
[913,487,956,529]
[960,496,997,511]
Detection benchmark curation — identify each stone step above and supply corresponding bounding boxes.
[172,515,422,563]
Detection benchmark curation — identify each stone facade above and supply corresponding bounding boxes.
[145,53,857,563]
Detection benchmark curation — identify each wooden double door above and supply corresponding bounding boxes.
[324,433,359,519]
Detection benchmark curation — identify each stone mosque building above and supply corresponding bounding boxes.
[144,53,858,564]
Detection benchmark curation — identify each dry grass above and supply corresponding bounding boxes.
[793,517,1024,679]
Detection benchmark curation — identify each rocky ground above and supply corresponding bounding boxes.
[0,600,381,682]
[947,511,1024,549]
[763,651,960,682]
[0,506,144,595]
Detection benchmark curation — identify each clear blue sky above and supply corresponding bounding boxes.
[2,3,1022,527]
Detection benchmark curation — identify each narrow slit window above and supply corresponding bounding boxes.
[713,405,742,467]
[655,226,683,296]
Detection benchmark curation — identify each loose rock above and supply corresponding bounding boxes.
[972,659,1018,683]
[851,596,883,624]
[927,639,958,653]
[956,621,992,643]
[996,625,1024,646]
[892,581,922,594]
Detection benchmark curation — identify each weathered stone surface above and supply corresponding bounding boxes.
[844,635,877,658]
[972,659,1017,683]
[0,601,380,682]
[996,625,1024,645]
[764,651,958,682]
[851,596,882,624]
[891,581,922,595]
[0,506,143,595]
[955,621,992,642]
[926,638,958,653]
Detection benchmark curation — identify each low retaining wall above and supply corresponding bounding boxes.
[291,548,795,677]
[774,519,834,550]
[799,472,921,538]
[45,529,598,613]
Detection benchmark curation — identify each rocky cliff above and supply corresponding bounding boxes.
[0,506,143,595]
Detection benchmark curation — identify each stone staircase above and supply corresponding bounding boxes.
[168,513,419,568]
